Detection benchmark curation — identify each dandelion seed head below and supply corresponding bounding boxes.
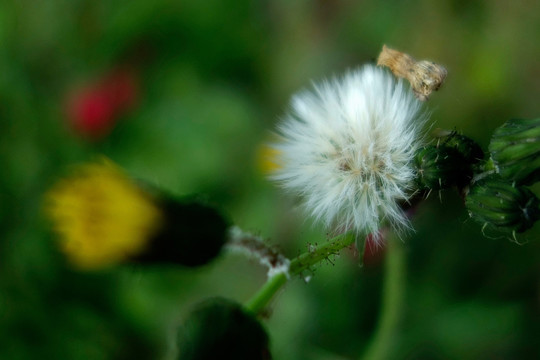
[272,65,426,240]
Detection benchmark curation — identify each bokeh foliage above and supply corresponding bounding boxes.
[1,0,539,359]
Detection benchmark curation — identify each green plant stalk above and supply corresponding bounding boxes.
[244,272,288,313]
[245,233,355,314]
[360,234,405,360]
[289,232,356,275]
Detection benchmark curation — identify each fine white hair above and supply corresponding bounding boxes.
[273,65,426,240]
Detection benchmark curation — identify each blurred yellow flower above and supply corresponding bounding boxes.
[45,159,163,269]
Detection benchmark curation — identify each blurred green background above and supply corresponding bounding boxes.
[1,0,539,359]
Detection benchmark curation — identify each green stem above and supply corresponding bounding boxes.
[360,235,406,360]
[290,232,355,275]
[245,233,355,314]
[244,272,288,313]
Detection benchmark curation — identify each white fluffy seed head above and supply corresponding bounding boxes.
[272,65,426,240]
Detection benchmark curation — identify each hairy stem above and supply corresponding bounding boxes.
[245,233,355,314]
[289,233,355,275]
[360,234,405,360]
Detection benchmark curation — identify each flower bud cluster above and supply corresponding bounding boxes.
[413,121,540,238]
[464,118,540,236]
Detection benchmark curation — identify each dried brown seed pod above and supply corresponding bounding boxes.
[377,45,447,101]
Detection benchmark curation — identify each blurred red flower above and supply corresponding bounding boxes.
[66,69,139,140]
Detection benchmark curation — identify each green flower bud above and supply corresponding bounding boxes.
[439,131,484,164]
[489,118,540,185]
[178,298,271,360]
[414,146,472,190]
[135,199,230,267]
[465,177,540,234]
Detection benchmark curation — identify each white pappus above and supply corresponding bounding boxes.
[272,64,427,241]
